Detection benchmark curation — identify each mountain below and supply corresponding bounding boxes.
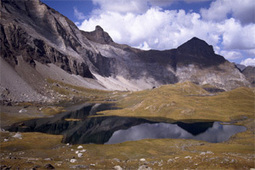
[0,0,251,103]
[242,66,255,87]
[235,63,246,71]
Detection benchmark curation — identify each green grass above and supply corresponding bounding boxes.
[1,81,254,169]
[102,82,255,122]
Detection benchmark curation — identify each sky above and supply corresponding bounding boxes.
[41,0,255,66]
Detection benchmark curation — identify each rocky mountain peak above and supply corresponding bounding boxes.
[83,25,114,44]
[242,66,255,86]
[177,37,215,56]
[95,25,104,32]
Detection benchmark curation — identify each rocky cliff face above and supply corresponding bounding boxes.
[0,0,251,102]
[242,66,255,86]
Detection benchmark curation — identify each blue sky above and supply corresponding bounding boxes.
[41,0,255,66]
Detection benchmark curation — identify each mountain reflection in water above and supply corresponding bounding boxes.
[6,103,246,144]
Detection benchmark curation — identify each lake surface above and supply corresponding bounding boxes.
[6,103,246,144]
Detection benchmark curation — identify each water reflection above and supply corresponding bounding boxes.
[106,122,246,144]
[6,103,246,144]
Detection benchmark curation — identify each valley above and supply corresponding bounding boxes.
[1,82,254,169]
[0,0,254,169]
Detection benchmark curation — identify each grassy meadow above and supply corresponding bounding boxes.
[1,81,254,169]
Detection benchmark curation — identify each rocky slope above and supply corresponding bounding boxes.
[0,0,251,102]
[242,66,255,87]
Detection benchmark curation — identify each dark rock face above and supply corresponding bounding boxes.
[242,66,255,86]
[0,0,93,78]
[235,63,246,71]
[0,0,251,97]
[177,37,215,56]
[176,37,226,67]
[82,26,114,44]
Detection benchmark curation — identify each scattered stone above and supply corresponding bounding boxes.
[80,149,86,153]
[32,165,41,169]
[200,151,213,155]
[6,101,12,106]
[167,159,174,163]
[184,156,192,159]
[12,133,22,139]
[138,165,152,170]
[77,145,83,149]
[27,158,39,161]
[75,151,79,154]
[114,165,123,170]
[44,158,52,161]
[77,153,83,158]
[66,143,70,146]
[200,152,206,155]
[70,159,77,163]
[19,109,27,113]
[139,158,146,162]
[45,164,55,169]
[56,162,62,167]
[1,165,11,170]
[4,138,9,142]
[70,165,88,169]
[113,158,121,162]
[230,159,236,163]
[158,160,163,166]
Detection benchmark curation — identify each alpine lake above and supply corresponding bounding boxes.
[1,85,254,169]
[5,103,246,145]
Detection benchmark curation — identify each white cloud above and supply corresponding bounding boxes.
[73,7,86,20]
[92,0,173,14]
[79,0,255,64]
[240,58,255,66]
[79,8,221,50]
[74,21,81,26]
[219,50,243,61]
[219,19,255,50]
[137,41,151,50]
[200,0,255,25]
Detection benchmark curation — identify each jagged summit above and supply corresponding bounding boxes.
[177,37,215,56]
[82,25,114,44]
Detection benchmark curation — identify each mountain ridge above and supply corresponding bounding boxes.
[0,0,251,103]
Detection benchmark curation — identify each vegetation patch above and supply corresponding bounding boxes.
[102,82,255,122]
[1,81,254,169]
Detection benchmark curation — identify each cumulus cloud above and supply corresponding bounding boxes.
[92,0,173,14]
[79,8,222,50]
[219,19,255,50]
[240,58,255,66]
[219,50,243,61]
[73,7,86,20]
[200,0,255,25]
[78,0,255,64]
